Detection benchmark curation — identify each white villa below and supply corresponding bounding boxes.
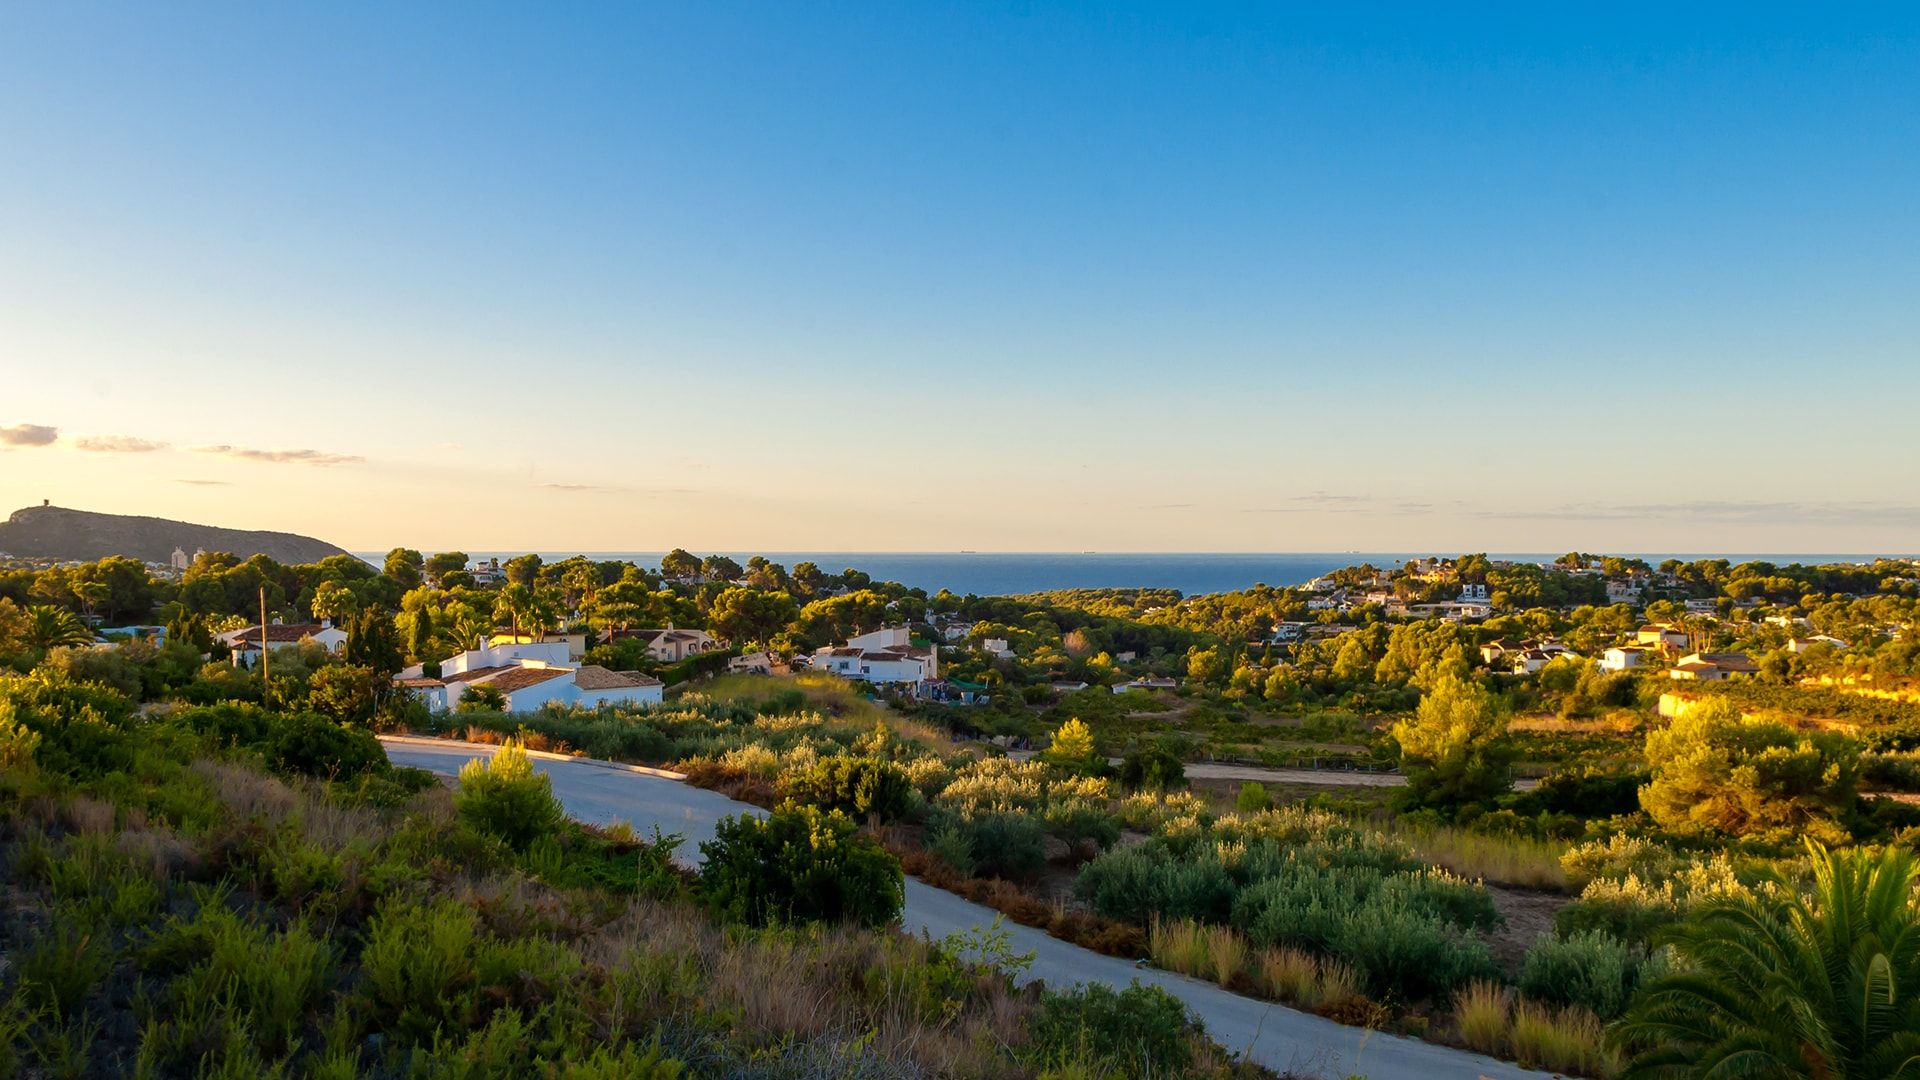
[1600,645,1651,672]
[395,638,662,711]
[1669,652,1759,682]
[218,621,349,668]
[812,626,939,687]
[604,626,721,663]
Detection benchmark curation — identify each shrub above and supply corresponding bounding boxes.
[455,739,564,849]
[1030,982,1194,1073]
[959,811,1049,881]
[925,817,977,877]
[698,803,903,928]
[780,755,912,822]
[1234,781,1271,813]
[1119,745,1187,791]
[359,896,479,1040]
[17,917,112,1014]
[1329,900,1499,1002]
[267,711,386,780]
[1518,930,1638,1020]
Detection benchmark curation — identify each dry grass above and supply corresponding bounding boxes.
[1453,982,1616,1079]
[1396,824,1570,891]
[1148,917,1211,978]
[1508,1000,1616,1077]
[1258,946,1318,1004]
[1453,979,1512,1055]
[1204,924,1246,988]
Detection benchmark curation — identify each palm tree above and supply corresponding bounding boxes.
[1615,842,1920,1079]
[25,605,94,650]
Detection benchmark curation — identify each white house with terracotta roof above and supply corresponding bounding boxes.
[813,625,938,687]
[395,639,663,711]
[1668,652,1758,682]
[219,621,348,668]
[604,626,720,663]
[1600,645,1651,672]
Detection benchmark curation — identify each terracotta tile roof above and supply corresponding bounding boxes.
[482,666,574,694]
[396,678,445,689]
[573,665,662,690]
[442,665,512,684]
[230,623,331,645]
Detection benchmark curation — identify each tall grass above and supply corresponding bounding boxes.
[1453,980,1511,1055]
[1256,946,1360,1010]
[1453,980,1617,1078]
[1396,824,1569,891]
[1203,924,1246,988]
[1148,917,1210,978]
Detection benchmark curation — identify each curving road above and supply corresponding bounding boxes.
[383,738,1551,1080]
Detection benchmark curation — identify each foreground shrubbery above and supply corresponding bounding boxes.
[0,670,1253,1079]
[1078,806,1500,1002]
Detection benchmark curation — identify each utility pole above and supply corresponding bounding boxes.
[259,585,270,702]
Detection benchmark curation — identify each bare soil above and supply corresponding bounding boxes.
[1483,884,1570,976]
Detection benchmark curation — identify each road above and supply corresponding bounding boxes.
[383,738,1552,1080]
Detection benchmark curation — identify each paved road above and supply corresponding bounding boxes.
[385,740,1550,1080]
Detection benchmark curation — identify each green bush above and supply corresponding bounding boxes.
[1119,745,1187,791]
[780,755,912,821]
[1235,781,1271,813]
[1640,699,1859,845]
[1076,843,1236,925]
[16,915,112,1014]
[926,817,977,877]
[455,740,564,849]
[266,711,386,779]
[699,803,903,928]
[1329,899,1499,1002]
[957,811,1050,881]
[359,896,479,1040]
[1030,981,1194,1072]
[1518,930,1639,1020]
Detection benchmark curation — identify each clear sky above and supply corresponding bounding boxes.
[2,4,1916,554]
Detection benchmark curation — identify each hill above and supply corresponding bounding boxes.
[0,503,349,564]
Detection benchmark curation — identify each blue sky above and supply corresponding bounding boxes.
[1,4,1916,552]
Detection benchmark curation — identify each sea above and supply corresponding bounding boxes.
[353,551,1906,598]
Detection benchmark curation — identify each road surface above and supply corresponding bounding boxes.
[384,738,1551,1080]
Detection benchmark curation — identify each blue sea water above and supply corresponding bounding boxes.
[355,551,1902,598]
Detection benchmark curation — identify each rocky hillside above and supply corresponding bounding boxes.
[0,504,349,564]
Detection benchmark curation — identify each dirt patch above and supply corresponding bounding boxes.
[1483,884,1569,976]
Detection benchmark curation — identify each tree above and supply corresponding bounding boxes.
[1119,745,1187,791]
[423,551,468,585]
[698,804,903,928]
[493,584,536,640]
[1615,843,1920,1079]
[781,757,912,822]
[659,549,701,582]
[1639,699,1858,846]
[707,587,799,647]
[306,663,385,725]
[23,606,92,651]
[502,554,543,588]
[407,606,434,663]
[1390,674,1513,809]
[346,609,406,676]
[383,548,424,589]
[1044,718,1099,772]
[310,580,358,624]
[701,554,744,583]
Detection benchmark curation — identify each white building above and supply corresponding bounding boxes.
[605,626,721,663]
[1113,676,1179,694]
[1787,635,1849,653]
[1669,652,1758,682]
[395,639,663,711]
[981,637,1015,659]
[1600,646,1650,672]
[812,625,939,687]
[219,622,349,668]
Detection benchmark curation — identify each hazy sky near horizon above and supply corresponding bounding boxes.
[2,4,1917,554]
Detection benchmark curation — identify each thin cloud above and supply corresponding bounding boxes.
[194,445,364,466]
[175,479,231,486]
[0,424,59,447]
[538,482,701,497]
[1477,501,1920,527]
[76,435,170,453]
[541,482,625,493]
